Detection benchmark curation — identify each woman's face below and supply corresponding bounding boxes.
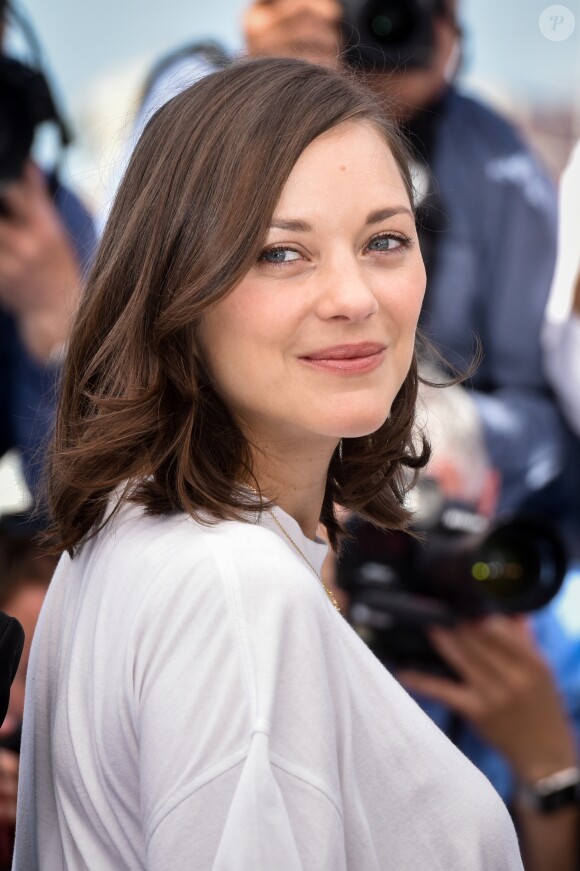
[198,121,426,451]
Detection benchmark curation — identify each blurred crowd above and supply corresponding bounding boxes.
[0,0,579,869]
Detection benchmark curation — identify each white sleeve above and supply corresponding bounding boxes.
[130,541,345,871]
[146,732,345,871]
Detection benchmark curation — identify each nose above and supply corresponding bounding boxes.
[315,255,380,323]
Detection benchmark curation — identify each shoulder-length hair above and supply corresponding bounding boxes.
[46,56,429,555]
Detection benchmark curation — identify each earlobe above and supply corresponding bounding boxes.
[443,38,463,84]
[478,468,501,519]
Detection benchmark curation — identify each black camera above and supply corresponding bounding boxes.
[341,0,447,72]
[336,479,567,676]
[0,56,64,186]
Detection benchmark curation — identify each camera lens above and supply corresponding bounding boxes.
[469,520,566,612]
[367,2,417,47]
[342,0,438,72]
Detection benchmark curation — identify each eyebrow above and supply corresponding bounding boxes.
[270,219,312,232]
[365,206,414,224]
[269,206,414,233]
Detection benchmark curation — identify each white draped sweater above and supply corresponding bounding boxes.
[13,502,524,870]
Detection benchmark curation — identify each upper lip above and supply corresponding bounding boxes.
[301,342,387,360]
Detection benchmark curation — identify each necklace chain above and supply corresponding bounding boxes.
[242,483,340,612]
[265,508,341,613]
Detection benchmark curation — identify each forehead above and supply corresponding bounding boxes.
[275,121,410,213]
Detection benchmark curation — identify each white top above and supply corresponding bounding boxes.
[542,140,580,435]
[13,503,523,870]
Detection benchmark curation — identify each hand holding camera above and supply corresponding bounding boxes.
[397,615,578,787]
[0,161,81,362]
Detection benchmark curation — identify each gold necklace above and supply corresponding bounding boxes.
[266,507,341,614]
[242,483,340,612]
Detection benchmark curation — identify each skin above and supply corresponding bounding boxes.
[198,121,425,538]
[243,0,342,69]
[0,161,81,362]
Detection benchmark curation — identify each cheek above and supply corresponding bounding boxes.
[198,294,285,400]
[384,279,425,341]
[399,263,426,329]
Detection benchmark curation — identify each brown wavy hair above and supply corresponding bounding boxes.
[45,56,430,555]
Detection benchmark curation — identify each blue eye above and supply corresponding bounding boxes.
[259,247,301,264]
[367,233,411,252]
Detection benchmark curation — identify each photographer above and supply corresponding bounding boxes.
[332,376,580,871]
[0,0,96,497]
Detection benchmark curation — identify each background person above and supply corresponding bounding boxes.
[14,58,523,869]
[0,0,96,498]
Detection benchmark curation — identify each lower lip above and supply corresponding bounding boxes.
[299,350,386,374]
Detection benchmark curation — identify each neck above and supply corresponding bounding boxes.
[246,437,336,540]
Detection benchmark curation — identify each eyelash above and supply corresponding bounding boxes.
[258,232,413,267]
[367,231,413,252]
[258,245,300,266]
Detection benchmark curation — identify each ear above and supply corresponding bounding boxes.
[425,457,463,499]
[477,468,501,519]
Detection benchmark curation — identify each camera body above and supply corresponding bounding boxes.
[0,56,62,186]
[336,480,567,676]
[341,0,447,71]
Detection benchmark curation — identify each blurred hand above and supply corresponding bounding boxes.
[0,750,18,826]
[244,0,342,68]
[398,615,578,784]
[0,161,81,362]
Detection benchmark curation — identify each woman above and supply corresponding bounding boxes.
[13,58,523,869]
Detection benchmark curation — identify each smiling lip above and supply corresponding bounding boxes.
[299,343,387,374]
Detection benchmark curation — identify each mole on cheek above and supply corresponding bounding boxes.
[340,165,346,172]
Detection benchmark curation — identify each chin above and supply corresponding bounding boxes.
[322,405,393,440]
[340,421,389,440]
